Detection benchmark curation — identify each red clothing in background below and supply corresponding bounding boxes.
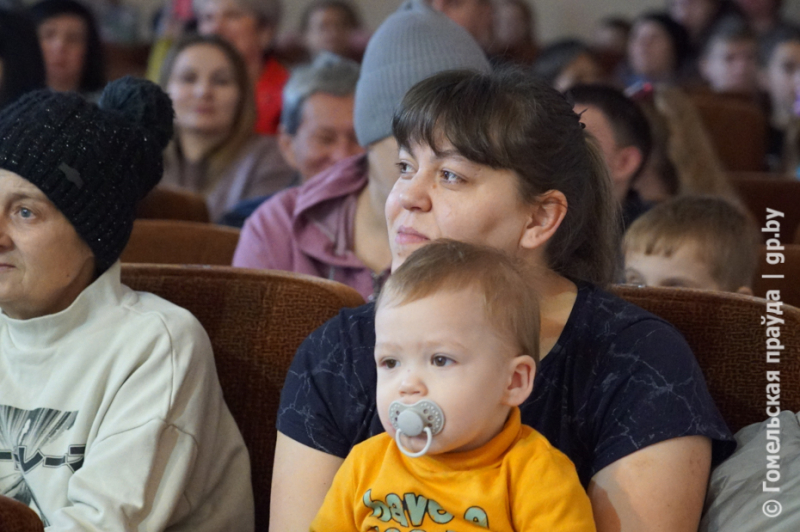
[254,55,289,135]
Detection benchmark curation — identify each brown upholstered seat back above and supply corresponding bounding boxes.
[730,174,800,244]
[120,265,364,532]
[753,244,800,309]
[611,285,800,434]
[0,495,44,532]
[688,93,767,172]
[120,220,240,266]
[136,186,210,223]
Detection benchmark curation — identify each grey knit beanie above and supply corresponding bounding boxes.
[354,0,491,147]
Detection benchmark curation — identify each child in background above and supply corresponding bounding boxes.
[699,19,760,94]
[623,196,760,293]
[311,240,596,531]
[532,40,603,92]
[759,26,800,171]
[591,17,631,77]
[570,83,653,229]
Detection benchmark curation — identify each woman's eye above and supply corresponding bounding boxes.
[432,355,453,367]
[18,208,33,219]
[441,170,463,184]
[178,72,198,84]
[212,73,234,86]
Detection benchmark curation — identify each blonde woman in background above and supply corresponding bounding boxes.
[160,35,295,222]
[632,83,740,205]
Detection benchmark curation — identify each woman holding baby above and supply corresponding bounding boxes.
[271,66,733,532]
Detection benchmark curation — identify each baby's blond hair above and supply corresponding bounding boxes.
[379,240,540,363]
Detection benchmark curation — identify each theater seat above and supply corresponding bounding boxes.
[612,285,800,433]
[729,173,800,244]
[0,495,44,532]
[120,264,364,532]
[121,220,240,266]
[689,93,767,172]
[137,186,210,223]
[753,244,800,309]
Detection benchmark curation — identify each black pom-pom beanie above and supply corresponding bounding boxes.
[0,76,174,273]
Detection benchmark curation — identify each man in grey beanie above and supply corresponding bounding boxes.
[234,0,490,302]
[233,5,487,526]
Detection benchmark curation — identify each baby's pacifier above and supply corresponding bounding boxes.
[388,399,445,458]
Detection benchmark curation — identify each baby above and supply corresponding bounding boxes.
[624,195,760,293]
[311,239,595,531]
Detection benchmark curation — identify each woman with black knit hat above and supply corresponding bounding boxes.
[0,77,254,531]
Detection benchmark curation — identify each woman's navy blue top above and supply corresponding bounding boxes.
[277,281,735,486]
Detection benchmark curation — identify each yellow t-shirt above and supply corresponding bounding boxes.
[311,407,596,531]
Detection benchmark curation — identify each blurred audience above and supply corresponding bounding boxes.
[631,83,739,204]
[570,84,653,229]
[667,0,743,48]
[233,0,491,301]
[734,0,791,36]
[759,25,800,171]
[623,195,759,294]
[300,1,362,61]
[488,0,538,66]
[29,0,106,96]
[592,17,631,77]
[278,52,362,184]
[699,18,759,93]
[144,0,196,82]
[429,0,493,50]
[94,0,141,44]
[160,35,295,222]
[667,0,745,81]
[625,12,692,85]
[220,52,362,226]
[0,9,46,109]
[533,40,603,92]
[194,0,288,135]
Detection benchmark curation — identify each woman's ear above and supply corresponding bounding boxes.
[503,355,536,407]
[519,190,568,251]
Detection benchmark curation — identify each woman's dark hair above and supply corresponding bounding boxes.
[29,0,106,93]
[392,67,620,286]
[635,12,692,72]
[0,10,46,108]
[532,39,594,86]
[299,0,361,33]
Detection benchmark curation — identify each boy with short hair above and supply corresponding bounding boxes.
[623,196,760,293]
[310,240,596,531]
[700,19,760,94]
[569,84,653,228]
